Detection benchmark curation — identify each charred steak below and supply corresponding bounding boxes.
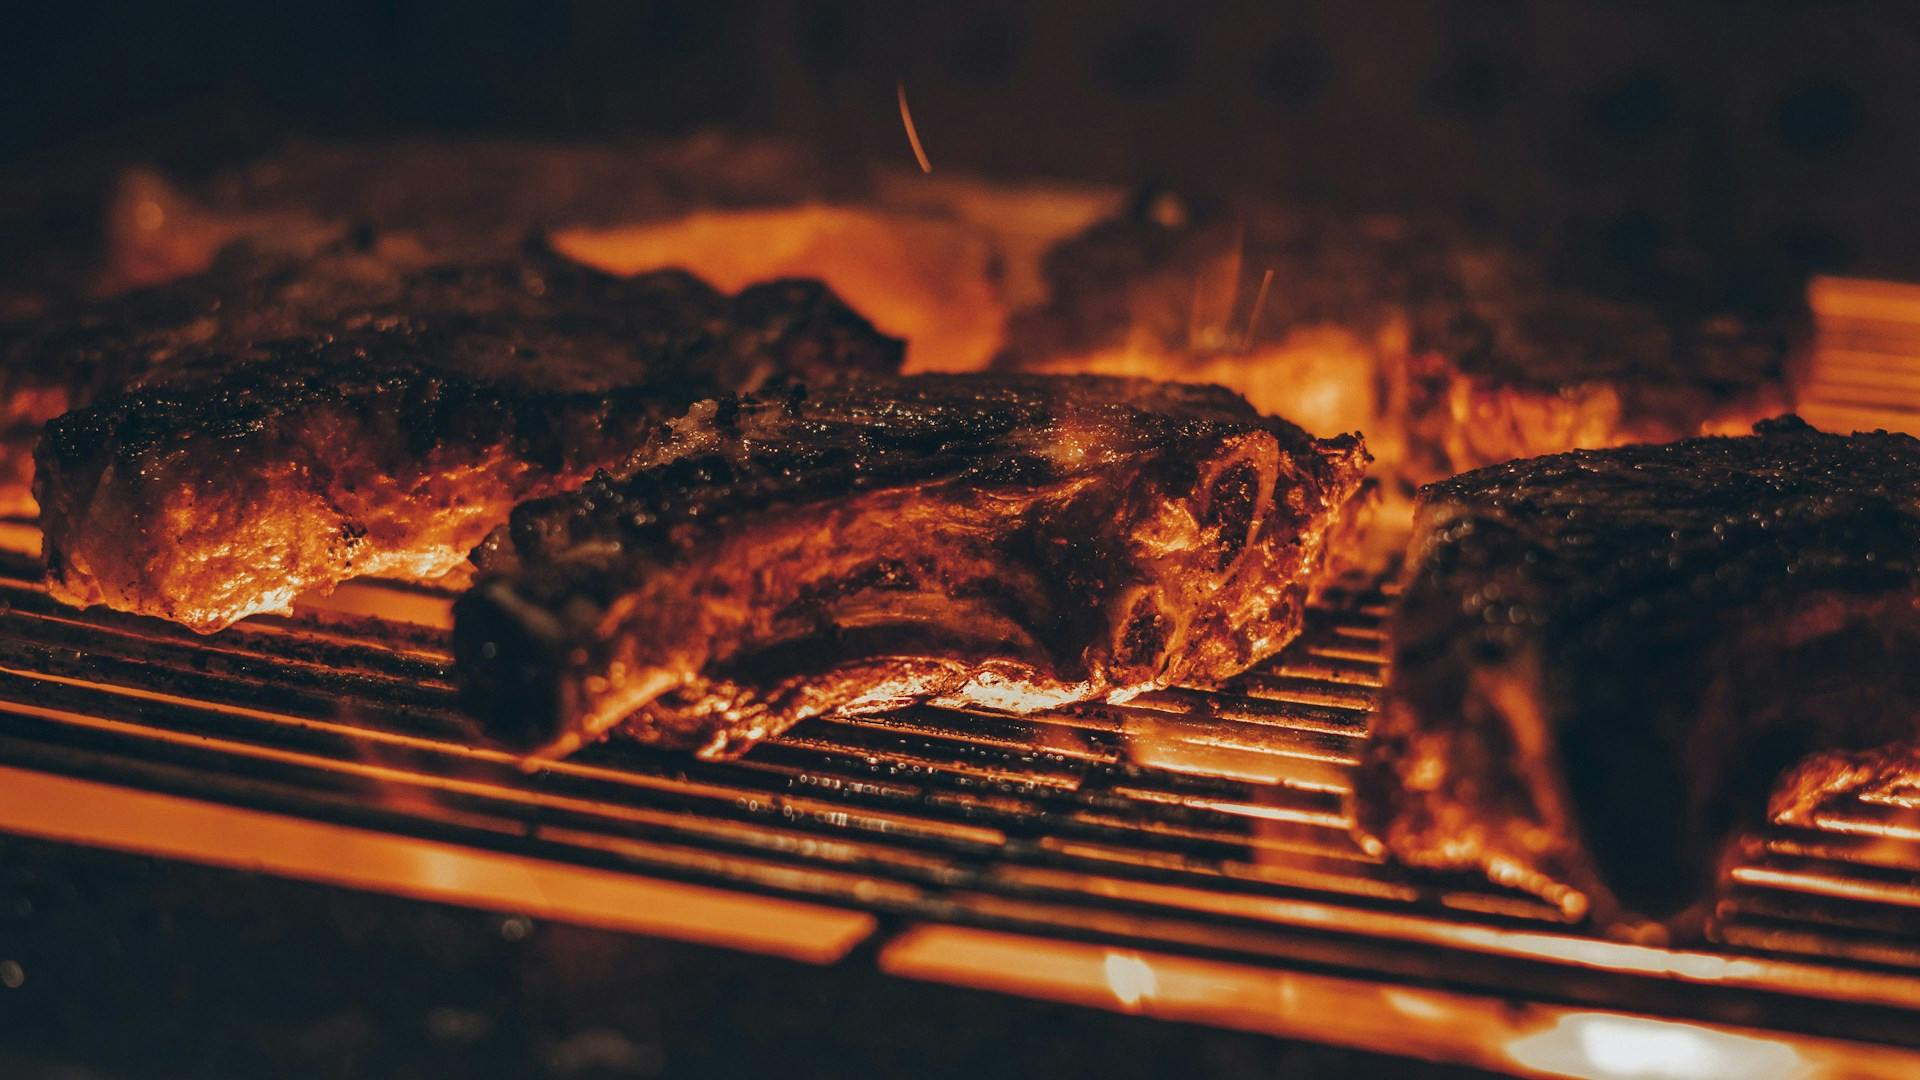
[1353,417,1920,935]
[8,133,870,517]
[34,243,901,631]
[455,374,1370,760]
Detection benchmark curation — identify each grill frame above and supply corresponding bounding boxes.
[1,541,1917,1076]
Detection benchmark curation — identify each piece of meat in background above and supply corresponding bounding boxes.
[33,241,902,631]
[999,191,1801,518]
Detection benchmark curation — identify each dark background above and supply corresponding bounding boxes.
[4,1,1919,283]
[0,834,1485,1079]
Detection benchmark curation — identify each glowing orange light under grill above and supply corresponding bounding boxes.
[0,763,876,964]
[880,926,1920,1079]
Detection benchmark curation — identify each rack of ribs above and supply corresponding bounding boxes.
[454,374,1371,760]
[1353,416,1920,936]
[32,239,902,631]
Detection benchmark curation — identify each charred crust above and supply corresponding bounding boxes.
[1119,596,1171,669]
[1204,460,1261,570]
[773,559,921,623]
[1365,419,1920,928]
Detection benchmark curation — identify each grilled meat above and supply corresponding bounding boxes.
[95,139,1120,374]
[2,137,870,514]
[455,374,1370,760]
[1,140,1112,502]
[5,238,425,515]
[34,242,902,631]
[1001,196,1796,495]
[1353,417,1920,935]
[1395,256,1793,487]
[998,197,1435,458]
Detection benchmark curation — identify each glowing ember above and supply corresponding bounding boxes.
[896,80,934,175]
[1242,267,1276,351]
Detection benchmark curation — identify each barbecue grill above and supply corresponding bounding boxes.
[1,516,1915,1078]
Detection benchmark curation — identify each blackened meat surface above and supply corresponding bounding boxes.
[456,374,1370,760]
[5,134,866,515]
[34,242,901,631]
[1354,417,1920,935]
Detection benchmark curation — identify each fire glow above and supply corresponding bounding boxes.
[1505,1013,1806,1080]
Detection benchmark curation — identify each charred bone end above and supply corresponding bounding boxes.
[453,580,596,758]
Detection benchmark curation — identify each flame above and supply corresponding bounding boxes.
[1242,268,1276,350]
[934,668,1095,715]
[1506,1013,1806,1080]
[291,577,455,629]
[869,172,1124,309]
[551,206,1007,372]
[1022,326,1382,443]
[99,168,336,293]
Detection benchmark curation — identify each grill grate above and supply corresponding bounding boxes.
[1,542,1918,1076]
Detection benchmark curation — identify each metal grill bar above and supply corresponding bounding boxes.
[1,545,1917,1075]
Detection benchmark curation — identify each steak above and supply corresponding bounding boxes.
[1395,256,1793,488]
[1353,417,1920,936]
[4,138,1111,506]
[454,374,1370,760]
[4,136,864,515]
[998,196,1441,458]
[34,241,902,631]
[1000,195,1797,496]
[4,239,426,515]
